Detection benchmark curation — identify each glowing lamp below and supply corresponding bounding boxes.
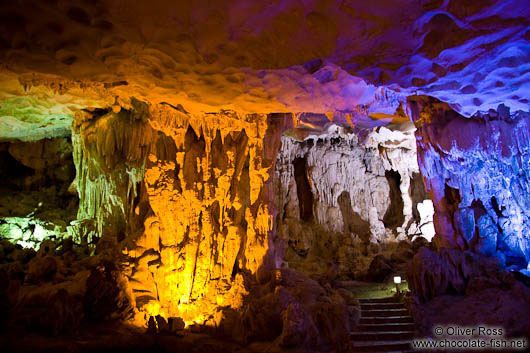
[394,275,402,294]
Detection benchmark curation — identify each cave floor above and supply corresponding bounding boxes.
[0,282,411,353]
[340,280,408,299]
[0,186,77,222]
[0,186,78,249]
[0,322,247,353]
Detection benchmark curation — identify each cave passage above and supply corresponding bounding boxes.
[0,139,79,249]
[383,169,405,231]
[293,156,314,221]
[338,191,371,243]
[0,145,36,190]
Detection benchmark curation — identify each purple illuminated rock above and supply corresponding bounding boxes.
[410,97,530,272]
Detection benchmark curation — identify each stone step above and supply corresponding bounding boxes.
[351,340,412,352]
[359,297,401,304]
[362,308,409,317]
[360,316,414,324]
[358,322,415,332]
[351,330,414,341]
[361,302,404,310]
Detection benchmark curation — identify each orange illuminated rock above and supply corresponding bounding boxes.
[71,102,286,327]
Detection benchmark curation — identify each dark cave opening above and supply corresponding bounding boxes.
[383,170,405,231]
[444,183,461,206]
[0,144,36,190]
[0,139,76,193]
[490,196,504,219]
[410,172,428,223]
[0,138,79,245]
[293,156,314,221]
[338,191,371,243]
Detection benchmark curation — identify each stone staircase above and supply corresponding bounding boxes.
[351,297,415,353]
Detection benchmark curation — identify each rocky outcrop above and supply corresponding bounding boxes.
[0,217,60,250]
[227,268,356,350]
[70,104,283,331]
[407,247,507,302]
[273,121,434,278]
[409,247,530,338]
[0,238,132,335]
[409,96,530,272]
[0,104,360,350]
[70,103,152,250]
[62,104,364,350]
[275,124,431,242]
[0,230,357,350]
[411,269,530,339]
[269,117,439,283]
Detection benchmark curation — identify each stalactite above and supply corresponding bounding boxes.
[70,105,153,249]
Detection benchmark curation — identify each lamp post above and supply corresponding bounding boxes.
[393,275,402,294]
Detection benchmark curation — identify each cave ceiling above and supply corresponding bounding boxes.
[0,0,529,140]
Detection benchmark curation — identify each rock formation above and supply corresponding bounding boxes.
[0,0,528,116]
[275,122,432,241]
[0,0,529,351]
[69,104,277,326]
[408,97,530,273]
[1,103,367,350]
[401,97,530,344]
[273,116,434,278]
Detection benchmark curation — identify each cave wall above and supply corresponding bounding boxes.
[409,97,530,271]
[71,103,288,325]
[275,125,432,242]
[273,124,434,277]
[1,105,358,349]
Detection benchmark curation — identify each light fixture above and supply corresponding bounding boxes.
[394,275,402,294]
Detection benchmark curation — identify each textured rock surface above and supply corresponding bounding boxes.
[0,74,100,142]
[0,218,62,250]
[272,120,434,279]
[0,137,78,250]
[60,104,364,350]
[0,0,528,350]
[0,186,77,249]
[0,238,132,336]
[407,247,504,302]
[0,0,528,138]
[409,97,530,271]
[0,0,530,115]
[125,107,281,326]
[275,124,427,241]
[0,239,356,351]
[69,104,281,329]
[411,271,530,338]
[275,122,432,244]
[71,104,152,249]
